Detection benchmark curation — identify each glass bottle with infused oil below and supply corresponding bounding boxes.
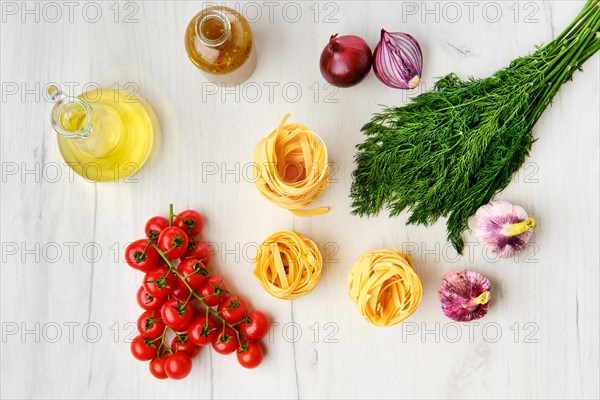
[185,6,257,85]
[48,85,155,182]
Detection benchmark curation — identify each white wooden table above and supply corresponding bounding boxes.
[1,1,598,398]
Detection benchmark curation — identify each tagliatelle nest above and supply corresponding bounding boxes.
[347,249,422,327]
[254,230,323,300]
[253,114,329,216]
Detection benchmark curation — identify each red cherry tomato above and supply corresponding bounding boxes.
[149,356,168,379]
[164,352,193,380]
[145,216,169,240]
[239,311,270,342]
[171,335,200,357]
[136,285,165,311]
[161,298,194,332]
[157,227,189,260]
[211,327,240,355]
[198,276,229,306]
[177,259,207,291]
[137,310,166,339]
[183,240,213,265]
[130,335,157,361]
[143,267,177,298]
[174,210,204,236]
[171,283,191,299]
[125,239,159,271]
[188,316,220,346]
[237,342,264,369]
[217,295,248,324]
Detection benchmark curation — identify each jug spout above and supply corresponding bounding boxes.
[48,85,94,138]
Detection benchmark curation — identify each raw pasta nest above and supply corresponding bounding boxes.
[347,249,422,327]
[254,230,323,300]
[253,114,329,216]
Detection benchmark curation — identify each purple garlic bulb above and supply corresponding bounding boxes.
[473,200,537,258]
[439,270,491,322]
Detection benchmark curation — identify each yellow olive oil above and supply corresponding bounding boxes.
[55,88,154,182]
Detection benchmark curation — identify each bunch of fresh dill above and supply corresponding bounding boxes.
[351,0,600,253]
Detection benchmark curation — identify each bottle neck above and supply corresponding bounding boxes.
[49,85,122,157]
[49,85,99,139]
[50,94,94,138]
[195,10,231,47]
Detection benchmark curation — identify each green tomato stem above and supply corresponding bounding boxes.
[150,242,241,337]
[157,325,172,356]
[141,240,152,256]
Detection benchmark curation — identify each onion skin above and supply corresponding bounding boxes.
[320,34,372,88]
[373,29,423,89]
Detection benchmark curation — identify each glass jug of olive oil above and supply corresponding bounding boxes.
[185,6,257,85]
[48,85,155,182]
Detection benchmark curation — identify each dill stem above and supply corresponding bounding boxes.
[553,0,599,44]
[539,5,599,85]
[580,40,600,63]
[529,7,600,124]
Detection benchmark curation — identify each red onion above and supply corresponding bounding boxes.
[373,29,423,89]
[320,34,372,88]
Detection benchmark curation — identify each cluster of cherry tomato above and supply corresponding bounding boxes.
[126,205,270,380]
